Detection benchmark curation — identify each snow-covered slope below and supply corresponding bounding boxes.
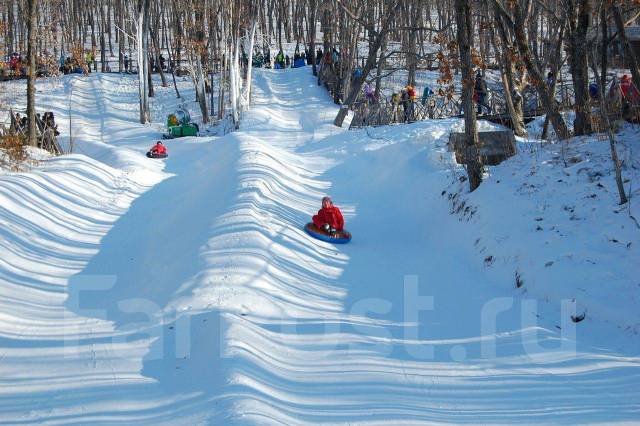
[444,120,640,339]
[0,68,639,424]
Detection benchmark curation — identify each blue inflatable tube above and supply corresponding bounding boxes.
[304,223,352,244]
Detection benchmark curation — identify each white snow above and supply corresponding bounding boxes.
[0,67,639,424]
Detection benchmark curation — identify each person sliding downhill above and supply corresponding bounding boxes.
[151,141,167,155]
[147,141,168,158]
[313,196,344,235]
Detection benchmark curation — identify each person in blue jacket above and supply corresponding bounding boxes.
[589,82,599,100]
[421,86,434,105]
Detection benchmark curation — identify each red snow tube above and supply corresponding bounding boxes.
[304,223,352,244]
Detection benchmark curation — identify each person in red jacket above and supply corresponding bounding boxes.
[312,196,344,233]
[620,74,640,104]
[149,141,167,156]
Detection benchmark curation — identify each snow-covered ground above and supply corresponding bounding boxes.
[0,68,639,424]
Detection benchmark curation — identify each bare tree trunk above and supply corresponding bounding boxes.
[118,0,124,73]
[456,0,482,191]
[404,1,418,87]
[100,3,107,73]
[195,54,209,124]
[243,19,258,108]
[600,5,608,98]
[163,11,181,99]
[150,27,167,88]
[542,25,565,140]
[565,0,592,135]
[218,54,225,120]
[374,36,387,98]
[308,0,318,76]
[492,7,526,137]
[230,37,241,127]
[218,10,226,121]
[26,0,38,147]
[147,53,154,98]
[589,38,628,205]
[612,4,640,91]
[137,0,151,124]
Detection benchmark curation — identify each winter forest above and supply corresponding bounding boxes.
[0,0,639,424]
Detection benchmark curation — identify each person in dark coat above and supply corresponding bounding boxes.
[546,71,555,87]
[589,82,599,100]
[474,73,490,115]
[401,89,411,122]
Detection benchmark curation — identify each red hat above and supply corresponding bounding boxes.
[622,74,630,81]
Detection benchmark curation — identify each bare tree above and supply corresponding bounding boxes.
[612,3,640,91]
[492,5,527,137]
[136,0,151,123]
[455,0,482,191]
[493,0,570,140]
[333,0,400,127]
[564,0,592,135]
[26,0,38,147]
[589,53,627,204]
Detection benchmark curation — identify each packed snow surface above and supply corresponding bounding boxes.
[0,68,639,424]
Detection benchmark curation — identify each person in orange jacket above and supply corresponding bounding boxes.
[406,85,417,100]
[312,196,344,233]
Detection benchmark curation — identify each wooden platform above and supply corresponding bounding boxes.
[448,130,517,166]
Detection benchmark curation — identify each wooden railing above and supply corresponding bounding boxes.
[348,83,578,130]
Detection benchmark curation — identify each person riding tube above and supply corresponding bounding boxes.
[148,141,167,158]
[312,196,344,234]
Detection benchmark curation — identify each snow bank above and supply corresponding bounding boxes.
[0,68,638,424]
[442,120,640,341]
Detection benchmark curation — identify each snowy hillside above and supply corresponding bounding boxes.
[0,68,639,424]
